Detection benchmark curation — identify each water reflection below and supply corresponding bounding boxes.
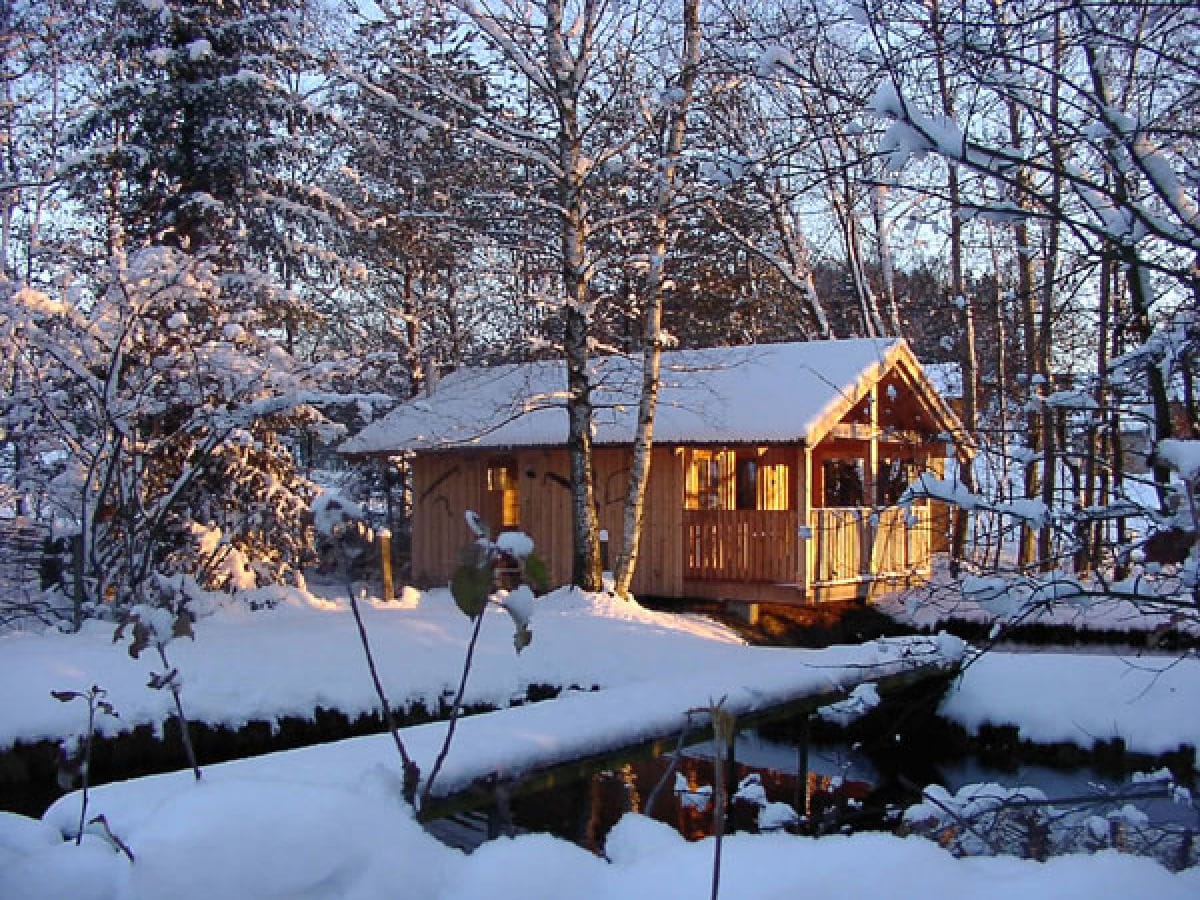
[505,725,1197,857]
[510,731,886,853]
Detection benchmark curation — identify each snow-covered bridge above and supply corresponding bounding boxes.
[414,633,963,821]
[43,634,965,833]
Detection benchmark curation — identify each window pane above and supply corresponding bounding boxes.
[487,459,520,528]
[735,458,757,510]
[823,459,864,507]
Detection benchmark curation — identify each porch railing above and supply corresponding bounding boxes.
[682,504,931,585]
[683,510,798,582]
[809,505,931,585]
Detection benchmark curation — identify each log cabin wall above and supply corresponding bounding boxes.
[410,453,483,586]
[509,449,575,588]
[410,446,685,595]
[593,447,685,597]
[410,436,951,597]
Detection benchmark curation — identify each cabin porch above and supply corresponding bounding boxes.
[681,504,934,604]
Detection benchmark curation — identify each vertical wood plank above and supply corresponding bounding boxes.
[796,445,812,593]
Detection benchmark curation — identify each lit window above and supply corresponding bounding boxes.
[486,459,520,529]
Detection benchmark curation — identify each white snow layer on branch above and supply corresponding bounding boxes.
[1156,439,1200,480]
[817,681,881,727]
[901,474,1048,528]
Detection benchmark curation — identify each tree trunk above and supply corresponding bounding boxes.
[1035,13,1064,567]
[547,0,602,590]
[932,0,977,567]
[870,183,901,336]
[613,0,700,599]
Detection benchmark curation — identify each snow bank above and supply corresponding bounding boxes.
[0,584,742,750]
[7,794,1199,900]
[942,651,1200,754]
[3,583,1198,897]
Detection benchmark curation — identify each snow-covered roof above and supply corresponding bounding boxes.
[341,337,944,455]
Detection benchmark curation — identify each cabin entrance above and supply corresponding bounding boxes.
[683,448,797,586]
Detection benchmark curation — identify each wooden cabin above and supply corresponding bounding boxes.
[341,338,970,603]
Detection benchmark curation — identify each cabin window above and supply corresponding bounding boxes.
[735,458,757,510]
[823,459,865,507]
[685,450,732,510]
[688,449,790,511]
[736,456,791,510]
[757,462,790,510]
[485,458,520,529]
[878,458,918,506]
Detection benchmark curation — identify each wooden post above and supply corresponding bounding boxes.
[724,728,738,834]
[864,386,880,586]
[794,715,810,823]
[382,458,397,544]
[866,384,880,506]
[796,445,813,598]
[378,528,394,604]
[72,533,85,633]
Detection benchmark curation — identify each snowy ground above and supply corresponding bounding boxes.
[0,580,745,750]
[5,792,1198,900]
[2,581,1199,897]
[879,583,1200,639]
[877,555,1200,639]
[3,578,1197,759]
[944,650,1200,754]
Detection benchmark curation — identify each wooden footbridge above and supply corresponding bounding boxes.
[46,635,964,843]
[415,634,963,822]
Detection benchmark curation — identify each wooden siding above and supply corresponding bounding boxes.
[410,447,684,596]
[411,454,480,586]
[412,449,937,601]
[594,447,684,597]
[511,449,575,589]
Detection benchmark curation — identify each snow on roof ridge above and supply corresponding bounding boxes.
[340,337,907,455]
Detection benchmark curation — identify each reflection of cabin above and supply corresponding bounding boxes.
[341,338,969,603]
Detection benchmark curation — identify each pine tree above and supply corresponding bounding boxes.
[34,0,380,605]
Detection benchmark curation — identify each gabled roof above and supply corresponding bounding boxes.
[340,337,962,455]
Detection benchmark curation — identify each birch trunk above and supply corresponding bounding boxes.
[613,0,700,599]
[932,0,977,567]
[546,0,603,590]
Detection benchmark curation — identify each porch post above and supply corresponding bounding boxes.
[796,444,813,597]
[865,384,880,507]
[863,386,880,584]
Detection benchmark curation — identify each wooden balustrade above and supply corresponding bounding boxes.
[683,504,931,586]
[810,505,931,585]
[683,510,798,582]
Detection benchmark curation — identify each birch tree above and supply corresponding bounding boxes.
[612,0,701,599]
[357,0,689,589]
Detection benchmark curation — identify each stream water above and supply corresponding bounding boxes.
[494,726,1199,858]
